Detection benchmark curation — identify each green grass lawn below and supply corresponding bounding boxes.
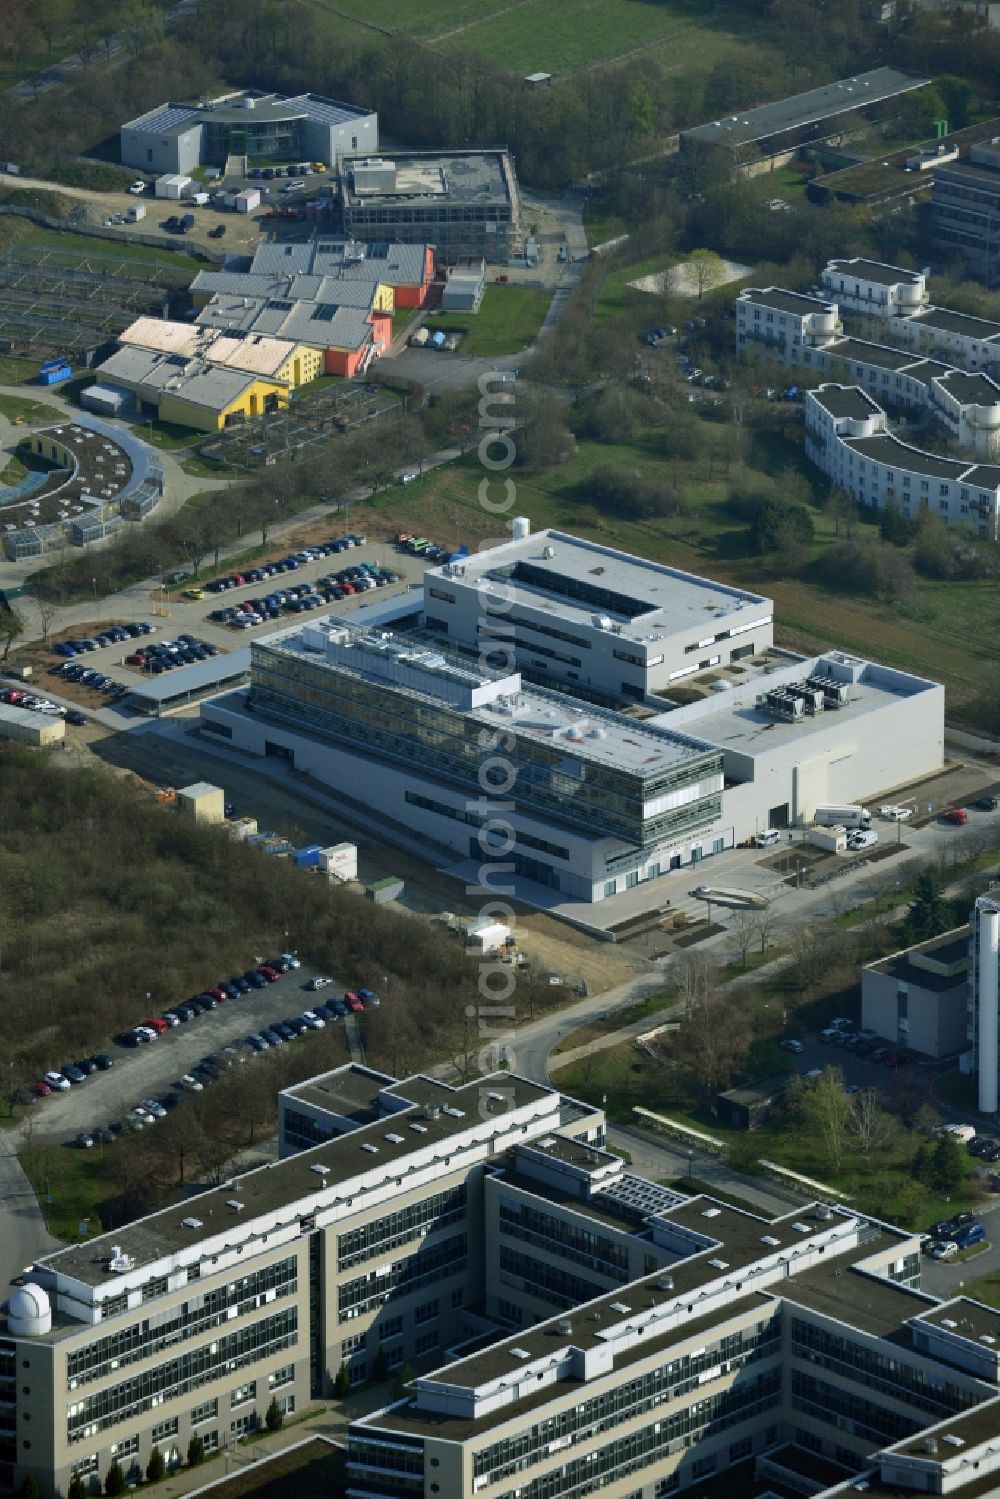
[0,356,42,386]
[19,1145,116,1244]
[0,393,64,424]
[131,418,201,450]
[425,286,551,357]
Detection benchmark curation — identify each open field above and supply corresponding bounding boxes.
[425,286,550,357]
[306,0,782,74]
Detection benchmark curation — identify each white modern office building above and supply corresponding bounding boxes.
[806,382,1000,538]
[423,530,775,702]
[970,894,1000,1113]
[199,529,944,907]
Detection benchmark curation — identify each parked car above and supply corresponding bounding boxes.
[779,1039,804,1053]
[973,796,999,812]
[927,1239,958,1261]
[307,975,332,991]
[943,808,969,825]
[178,1074,204,1092]
[44,1071,71,1091]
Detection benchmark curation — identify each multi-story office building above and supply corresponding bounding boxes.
[199,527,944,908]
[201,616,728,901]
[969,894,1000,1112]
[337,150,522,265]
[8,1062,1000,1499]
[121,91,377,177]
[421,529,775,702]
[931,138,1000,287]
[862,926,971,1059]
[805,383,1000,538]
[735,288,840,360]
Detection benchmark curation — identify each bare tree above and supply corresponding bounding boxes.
[801,1067,850,1175]
[36,599,59,646]
[729,910,756,971]
[750,903,778,957]
[675,990,753,1097]
[672,950,721,1018]
[846,1088,897,1168]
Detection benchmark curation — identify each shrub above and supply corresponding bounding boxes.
[145,1447,165,1484]
[265,1396,283,1433]
[186,1436,204,1469]
[104,1463,126,1497]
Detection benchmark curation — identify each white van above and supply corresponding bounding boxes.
[754,829,780,847]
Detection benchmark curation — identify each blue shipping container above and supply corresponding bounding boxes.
[38,360,71,386]
[294,844,323,868]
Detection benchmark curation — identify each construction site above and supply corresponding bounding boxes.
[0,243,186,362]
[197,379,405,468]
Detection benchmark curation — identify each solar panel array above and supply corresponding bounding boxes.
[598,1175,687,1222]
[132,103,196,135]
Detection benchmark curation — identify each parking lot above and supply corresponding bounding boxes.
[25,961,368,1143]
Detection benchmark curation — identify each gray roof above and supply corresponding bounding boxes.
[127,649,251,705]
[825,336,919,372]
[124,102,199,136]
[191,271,378,309]
[844,432,971,480]
[96,346,266,409]
[809,385,882,421]
[826,257,924,287]
[249,236,431,286]
[934,370,1000,405]
[340,150,512,209]
[123,91,373,140]
[195,295,375,351]
[682,67,929,148]
[740,287,835,316]
[911,305,1000,342]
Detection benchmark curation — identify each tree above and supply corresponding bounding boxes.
[334,1362,351,1398]
[392,1362,417,1399]
[879,499,912,546]
[729,909,756,971]
[104,1462,126,1497]
[824,485,856,538]
[686,248,727,300]
[0,605,24,662]
[372,1347,390,1382]
[186,1436,205,1469]
[146,1447,166,1484]
[846,1088,897,1168]
[908,867,947,940]
[675,989,753,1096]
[801,1067,850,1175]
[750,904,777,957]
[20,1477,41,1499]
[930,1132,964,1195]
[672,950,720,1018]
[68,1476,86,1499]
[264,1396,284,1433]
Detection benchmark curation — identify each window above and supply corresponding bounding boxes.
[231,1415,255,1438]
[231,1382,256,1409]
[190,1400,217,1426]
[414,1299,439,1325]
[379,1318,403,1344]
[267,1366,294,1391]
[202,1431,219,1455]
[110,1436,138,1459]
[72,1455,98,1477]
[415,1330,440,1356]
[451,1289,464,1309]
[604,880,617,898]
[349,1363,368,1386]
[342,1333,366,1358]
[151,1417,178,1444]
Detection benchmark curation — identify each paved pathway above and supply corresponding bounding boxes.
[0,1129,58,1291]
[5,0,199,103]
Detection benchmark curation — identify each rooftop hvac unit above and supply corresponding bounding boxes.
[761,688,804,722]
[787,684,825,714]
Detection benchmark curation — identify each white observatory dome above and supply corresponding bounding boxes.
[7,1283,52,1336]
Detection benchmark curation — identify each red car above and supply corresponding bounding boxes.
[207,986,228,1002]
[33,1079,53,1097]
[944,808,969,825]
[142,1016,169,1035]
[126,653,146,666]
[344,990,364,1014]
[259,968,280,983]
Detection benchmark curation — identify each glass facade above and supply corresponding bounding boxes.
[251,641,722,849]
[499,1198,631,1281]
[338,1234,467,1323]
[337,1187,467,1271]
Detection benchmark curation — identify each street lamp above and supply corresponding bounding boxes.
[91,577,97,602]
[687,1148,695,1179]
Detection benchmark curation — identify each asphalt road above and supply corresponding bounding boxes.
[26,965,356,1143]
[0,1135,59,1292]
[919,1203,1000,1297]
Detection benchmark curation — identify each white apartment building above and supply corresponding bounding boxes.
[819,256,928,317]
[735,288,840,360]
[738,290,1000,457]
[805,382,1000,538]
[892,302,1000,371]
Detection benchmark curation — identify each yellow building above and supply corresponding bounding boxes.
[118,317,322,390]
[90,343,290,433]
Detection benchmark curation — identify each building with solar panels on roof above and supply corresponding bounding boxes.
[120,90,377,176]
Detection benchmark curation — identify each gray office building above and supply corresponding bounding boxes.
[121,91,377,176]
[338,150,522,264]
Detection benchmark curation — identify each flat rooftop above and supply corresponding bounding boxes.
[936,370,1000,405]
[866,927,970,993]
[682,68,928,149]
[810,385,883,421]
[258,621,718,779]
[740,287,836,316]
[916,1297,1000,1348]
[648,651,939,759]
[843,432,972,481]
[908,305,1000,342]
[127,648,250,706]
[341,150,513,209]
[283,1064,402,1123]
[430,528,770,643]
[890,1395,1000,1455]
[825,336,921,372]
[36,1073,553,1294]
[125,91,372,139]
[810,117,1000,204]
[826,257,924,287]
